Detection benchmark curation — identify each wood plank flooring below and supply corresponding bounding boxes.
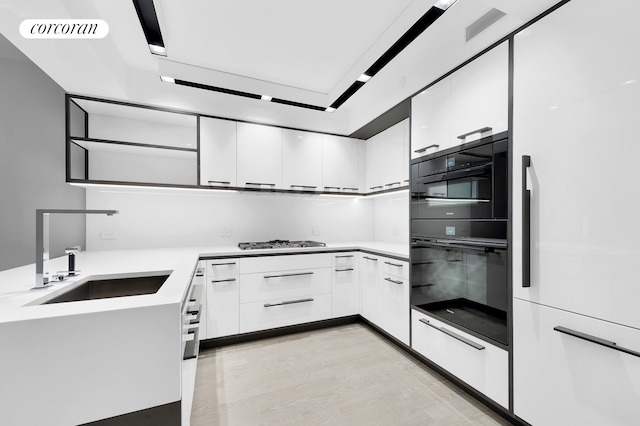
[191,323,512,426]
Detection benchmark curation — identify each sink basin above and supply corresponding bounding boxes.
[42,274,169,304]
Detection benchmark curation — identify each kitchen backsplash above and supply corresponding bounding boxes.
[85,187,408,250]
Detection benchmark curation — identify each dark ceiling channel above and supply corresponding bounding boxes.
[175,79,261,100]
[349,99,410,140]
[271,98,327,112]
[329,81,365,110]
[132,0,165,49]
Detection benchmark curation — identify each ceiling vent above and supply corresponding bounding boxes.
[466,8,506,42]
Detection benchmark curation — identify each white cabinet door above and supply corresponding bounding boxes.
[199,117,236,187]
[383,120,406,190]
[283,129,323,191]
[382,273,409,345]
[341,137,360,192]
[365,132,386,192]
[322,134,341,191]
[236,122,282,189]
[412,309,508,408]
[240,293,331,333]
[512,0,640,330]
[403,119,410,185]
[451,41,508,144]
[205,275,239,339]
[360,254,382,325]
[331,253,358,318]
[513,298,640,426]
[411,76,451,159]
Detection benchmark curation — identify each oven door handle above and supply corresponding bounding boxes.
[411,240,504,253]
[522,155,531,287]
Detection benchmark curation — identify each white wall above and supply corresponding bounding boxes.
[372,191,409,244]
[85,187,375,250]
[0,35,86,271]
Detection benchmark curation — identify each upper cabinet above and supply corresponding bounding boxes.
[236,122,283,189]
[411,42,508,159]
[283,129,323,191]
[67,96,198,186]
[366,118,410,193]
[450,42,508,144]
[322,135,361,193]
[199,117,236,187]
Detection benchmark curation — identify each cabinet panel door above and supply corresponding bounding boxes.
[240,293,331,333]
[512,0,640,329]
[283,129,323,190]
[384,120,405,189]
[366,133,386,192]
[341,137,360,192]
[236,122,282,188]
[451,42,508,144]
[411,76,451,159]
[514,298,640,426]
[205,275,240,338]
[322,134,341,191]
[199,117,236,186]
[239,268,331,304]
[239,253,331,274]
[360,254,382,325]
[382,273,409,345]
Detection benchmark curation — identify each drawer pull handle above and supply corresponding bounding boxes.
[211,278,236,283]
[335,255,354,258]
[554,326,640,358]
[264,298,314,308]
[324,186,341,190]
[419,318,485,350]
[211,262,237,266]
[457,127,492,140]
[384,261,403,267]
[264,272,314,279]
[363,256,378,261]
[384,277,403,285]
[335,268,354,272]
[343,187,359,191]
[246,182,276,186]
[208,180,231,185]
[369,186,383,190]
[415,144,439,153]
[385,182,401,186]
[290,185,317,189]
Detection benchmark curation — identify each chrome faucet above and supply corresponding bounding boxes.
[34,209,118,289]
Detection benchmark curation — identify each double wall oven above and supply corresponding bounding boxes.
[411,133,509,346]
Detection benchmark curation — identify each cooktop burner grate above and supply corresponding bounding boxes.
[238,240,326,250]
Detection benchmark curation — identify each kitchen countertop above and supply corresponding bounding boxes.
[0,240,408,319]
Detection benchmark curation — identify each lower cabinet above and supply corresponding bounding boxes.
[361,254,410,345]
[513,298,640,426]
[412,309,508,408]
[204,274,239,339]
[331,253,359,318]
[240,294,332,333]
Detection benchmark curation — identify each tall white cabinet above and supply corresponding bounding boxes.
[512,1,640,424]
[236,122,283,189]
[199,117,236,187]
[366,118,409,192]
[282,129,323,190]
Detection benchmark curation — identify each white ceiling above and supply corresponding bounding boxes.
[0,0,564,135]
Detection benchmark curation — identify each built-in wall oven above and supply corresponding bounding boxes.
[410,132,509,347]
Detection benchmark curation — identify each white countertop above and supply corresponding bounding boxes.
[0,241,408,322]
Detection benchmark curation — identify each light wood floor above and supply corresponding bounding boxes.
[191,323,512,426]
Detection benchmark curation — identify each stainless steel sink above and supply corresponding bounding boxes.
[42,274,169,304]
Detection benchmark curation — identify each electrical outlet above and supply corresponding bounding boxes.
[101,230,118,240]
[312,228,322,235]
[220,228,232,237]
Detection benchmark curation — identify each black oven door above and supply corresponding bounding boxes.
[411,237,508,346]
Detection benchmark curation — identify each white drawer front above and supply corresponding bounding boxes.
[205,275,240,339]
[331,267,358,318]
[382,258,409,280]
[514,298,640,426]
[332,253,356,269]
[240,293,331,333]
[411,309,508,408]
[239,268,331,304]
[207,259,239,278]
[382,274,410,345]
[239,253,331,274]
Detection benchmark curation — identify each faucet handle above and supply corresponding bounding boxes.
[65,246,81,255]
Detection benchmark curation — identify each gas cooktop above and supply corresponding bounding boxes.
[238,240,326,250]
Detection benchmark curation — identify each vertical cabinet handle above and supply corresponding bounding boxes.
[522,155,531,288]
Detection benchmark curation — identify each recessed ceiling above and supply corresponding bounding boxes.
[0,0,565,135]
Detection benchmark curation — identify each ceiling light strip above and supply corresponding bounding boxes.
[132,0,166,56]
